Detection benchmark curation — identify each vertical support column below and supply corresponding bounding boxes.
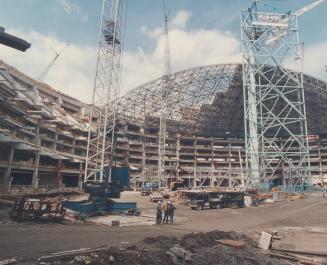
[54,130,58,151]
[176,133,180,180]
[228,141,232,188]
[193,137,197,188]
[34,123,40,146]
[58,159,62,187]
[4,145,15,190]
[210,138,214,187]
[32,152,40,188]
[78,162,83,189]
[141,130,146,178]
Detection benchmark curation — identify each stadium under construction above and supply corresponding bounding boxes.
[1,60,327,194]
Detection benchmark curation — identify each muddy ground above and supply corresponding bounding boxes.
[1,192,327,261]
[17,231,284,265]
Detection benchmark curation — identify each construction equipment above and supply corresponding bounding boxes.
[0,26,31,51]
[158,0,172,185]
[85,0,126,190]
[38,44,69,81]
[241,0,323,190]
[11,197,66,220]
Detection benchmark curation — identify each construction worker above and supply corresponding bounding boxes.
[156,201,162,224]
[162,200,170,224]
[168,202,176,224]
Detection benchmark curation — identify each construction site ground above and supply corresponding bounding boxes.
[1,192,327,262]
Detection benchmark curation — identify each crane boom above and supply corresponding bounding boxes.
[293,0,325,16]
[158,0,172,184]
[38,44,69,81]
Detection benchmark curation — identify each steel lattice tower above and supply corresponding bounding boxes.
[85,0,126,183]
[241,8,311,189]
[158,5,172,183]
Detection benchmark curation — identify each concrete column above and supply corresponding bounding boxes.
[176,133,180,180]
[193,137,197,188]
[210,138,214,187]
[141,130,146,175]
[78,162,83,189]
[3,145,15,189]
[228,142,232,188]
[58,159,63,187]
[32,152,40,188]
[54,130,58,150]
[318,145,323,181]
[34,123,40,146]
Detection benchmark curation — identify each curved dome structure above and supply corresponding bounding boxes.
[118,64,327,137]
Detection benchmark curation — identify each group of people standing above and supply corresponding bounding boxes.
[156,201,176,224]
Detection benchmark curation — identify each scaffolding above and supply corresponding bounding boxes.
[85,0,126,183]
[241,9,311,188]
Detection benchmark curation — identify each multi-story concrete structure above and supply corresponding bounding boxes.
[0,60,88,194]
[1,62,327,194]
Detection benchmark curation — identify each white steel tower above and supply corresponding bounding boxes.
[158,3,172,183]
[85,0,126,183]
[241,2,312,189]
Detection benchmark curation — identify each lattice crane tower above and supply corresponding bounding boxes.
[241,1,316,189]
[158,3,172,183]
[85,0,126,183]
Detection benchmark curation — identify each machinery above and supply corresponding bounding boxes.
[85,0,126,187]
[84,0,126,195]
[0,26,31,51]
[63,0,136,215]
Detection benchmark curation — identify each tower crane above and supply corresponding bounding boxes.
[84,0,127,195]
[38,44,69,81]
[241,0,322,190]
[265,0,325,46]
[158,0,172,185]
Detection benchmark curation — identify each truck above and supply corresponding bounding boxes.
[190,191,244,210]
[190,192,222,210]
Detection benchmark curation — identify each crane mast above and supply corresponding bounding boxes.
[158,3,171,184]
[85,0,126,184]
[241,0,322,190]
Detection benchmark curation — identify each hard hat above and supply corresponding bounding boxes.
[158,201,161,205]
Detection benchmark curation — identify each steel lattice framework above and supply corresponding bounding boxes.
[118,64,244,137]
[118,64,327,137]
[158,8,172,184]
[85,0,126,183]
[241,10,311,188]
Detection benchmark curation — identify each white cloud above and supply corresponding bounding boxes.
[121,11,242,93]
[171,10,191,29]
[56,0,79,15]
[0,29,96,104]
[56,0,89,23]
[0,10,242,105]
[303,41,327,81]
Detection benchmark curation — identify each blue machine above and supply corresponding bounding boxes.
[63,167,137,215]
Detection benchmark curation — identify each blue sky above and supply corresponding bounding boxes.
[0,0,326,102]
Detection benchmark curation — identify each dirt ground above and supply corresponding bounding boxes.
[1,192,327,261]
[17,231,285,265]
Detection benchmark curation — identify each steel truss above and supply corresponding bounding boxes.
[118,64,244,137]
[241,11,311,188]
[116,62,326,186]
[85,0,126,183]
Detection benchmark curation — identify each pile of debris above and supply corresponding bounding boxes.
[15,231,286,265]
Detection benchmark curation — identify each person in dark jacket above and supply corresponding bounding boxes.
[156,201,162,224]
[162,200,170,224]
[168,202,176,224]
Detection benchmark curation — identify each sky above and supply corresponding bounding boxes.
[0,0,327,103]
